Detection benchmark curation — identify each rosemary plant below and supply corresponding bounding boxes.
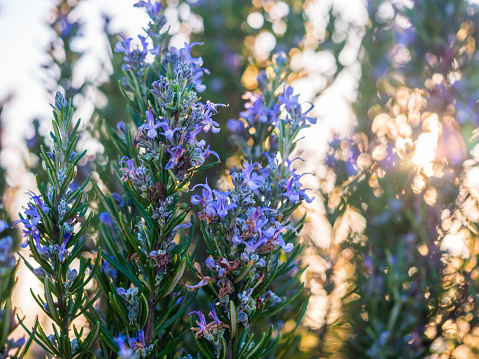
[15,92,99,359]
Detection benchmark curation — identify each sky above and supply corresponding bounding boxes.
[0,0,159,210]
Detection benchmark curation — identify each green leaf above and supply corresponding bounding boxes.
[160,256,186,298]
[139,293,149,328]
[72,321,100,359]
[44,277,61,326]
[229,300,238,340]
[101,252,142,288]
[0,298,11,348]
[219,336,227,359]
[242,330,267,359]
[234,260,254,284]
[108,292,129,325]
[154,291,197,336]
[244,325,273,359]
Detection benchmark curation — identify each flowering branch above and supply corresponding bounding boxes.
[90,2,223,357]
[15,92,99,359]
[188,54,315,358]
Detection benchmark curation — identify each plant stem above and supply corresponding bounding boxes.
[145,292,156,346]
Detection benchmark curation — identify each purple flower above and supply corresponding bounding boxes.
[134,0,162,20]
[128,330,145,351]
[242,236,268,255]
[114,334,136,358]
[227,119,245,133]
[0,220,8,232]
[198,101,224,133]
[282,169,313,204]
[158,121,180,141]
[172,222,192,232]
[192,145,220,166]
[209,304,222,324]
[14,192,50,247]
[163,42,209,92]
[205,257,216,269]
[278,85,317,126]
[278,86,300,112]
[13,337,26,348]
[114,34,132,55]
[240,93,279,125]
[99,212,114,227]
[119,157,136,182]
[166,146,184,170]
[213,190,237,218]
[261,221,297,253]
[114,34,148,73]
[191,182,214,206]
[0,236,15,272]
[189,309,208,332]
[247,207,271,234]
[241,161,263,191]
[55,234,71,262]
[139,108,162,139]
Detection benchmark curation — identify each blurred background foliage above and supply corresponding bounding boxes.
[3,0,479,358]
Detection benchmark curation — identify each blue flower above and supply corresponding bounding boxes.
[134,0,162,20]
[55,234,71,262]
[282,169,313,204]
[139,107,162,139]
[0,220,8,232]
[14,192,50,247]
[119,157,136,182]
[226,119,246,134]
[278,85,317,126]
[213,190,237,218]
[99,212,114,227]
[114,34,149,73]
[162,42,209,92]
[191,145,220,167]
[261,221,297,253]
[240,93,279,125]
[158,121,180,141]
[0,236,15,273]
[191,182,214,207]
[165,146,184,170]
[205,257,216,269]
[128,330,145,351]
[189,309,208,336]
[241,161,263,191]
[114,334,137,359]
[198,101,224,133]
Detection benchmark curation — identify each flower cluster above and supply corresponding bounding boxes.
[127,100,221,183]
[227,54,315,219]
[189,305,228,354]
[14,192,49,244]
[161,42,209,93]
[192,163,296,260]
[115,34,149,75]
